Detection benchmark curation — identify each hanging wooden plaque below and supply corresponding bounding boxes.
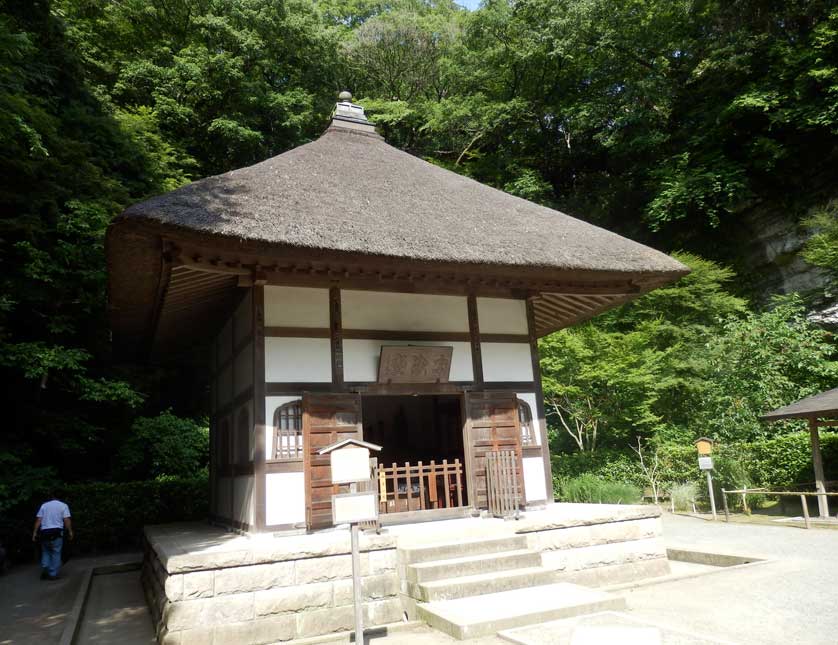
[377,346,453,383]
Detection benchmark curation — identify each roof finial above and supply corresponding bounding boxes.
[333,90,370,127]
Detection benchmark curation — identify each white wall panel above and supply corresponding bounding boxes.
[342,291,468,332]
[234,290,253,344]
[266,472,306,526]
[265,286,329,327]
[234,341,253,394]
[481,342,534,382]
[477,297,528,334]
[344,339,473,382]
[265,337,332,383]
[516,392,542,446]
[523,457,548,502]
[265,395,301,457]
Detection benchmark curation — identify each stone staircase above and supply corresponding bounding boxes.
[398,534,626,639]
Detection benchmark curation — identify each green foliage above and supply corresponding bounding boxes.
[544,253,836,453]
[669,482,699,512]
[114,411,209,481]
[694,296,837,442]
[553,433,838,502]
[552,449,645,487]
[555,474,642,505]
[0,477,208,562]
[802,200,838,295]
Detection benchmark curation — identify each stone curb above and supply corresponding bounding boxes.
[58,568,93,645]
[603,550,772,593]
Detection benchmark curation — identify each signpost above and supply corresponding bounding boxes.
[318,439,382,644]
[695,438,716,520]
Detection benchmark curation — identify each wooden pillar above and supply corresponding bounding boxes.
[809,417,829,518]
[253,286,267,531]
[526,298,554,503]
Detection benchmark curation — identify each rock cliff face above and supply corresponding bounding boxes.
[735,204,836,325]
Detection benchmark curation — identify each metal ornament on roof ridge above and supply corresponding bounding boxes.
[338,90,352,101]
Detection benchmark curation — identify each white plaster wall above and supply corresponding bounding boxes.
[265,395,301,458]
[477,297,528,334]
[218,364,233,407]
[234,341,253,395]
[265,337,332,383]
[265,286,329,327]
[342,291,468,332]
[517,392,542,446]
[481,342,534,382]
[343,339,474,382]
[523,456,548,502]
[234,290,253,344]
[266,472,306,526]
[234,476,254,527]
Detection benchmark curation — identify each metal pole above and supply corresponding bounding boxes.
[351,522,364,643]
[721,488,730,522]
[706,471,717,520]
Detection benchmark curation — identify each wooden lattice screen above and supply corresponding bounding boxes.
[486,450,521,519]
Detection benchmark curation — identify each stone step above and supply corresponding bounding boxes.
[406,549,542,584]
[416,582,626,640]
[412,566,560,602]
[399,535,529,565]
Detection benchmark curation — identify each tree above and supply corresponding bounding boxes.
[695,296,838,443]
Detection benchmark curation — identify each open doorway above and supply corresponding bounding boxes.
[362,394,468,514]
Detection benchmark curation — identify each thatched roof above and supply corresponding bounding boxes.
[762,388,838,421]
[119,125,683,277]
[107,101,688,358]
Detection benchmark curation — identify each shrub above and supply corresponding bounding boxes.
[551,432,838,500]
[552,449,645,487]
[556,474,642,504]
[0,476,209,563]
[670,481,699,512]
[113,411,209,480]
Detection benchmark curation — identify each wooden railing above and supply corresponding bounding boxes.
[377,459,464,513]
[486,450,521,519]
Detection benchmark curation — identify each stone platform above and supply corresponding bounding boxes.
[142,503,669,644]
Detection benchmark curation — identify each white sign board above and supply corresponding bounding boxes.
[332,491,378,524]
[330,446,371,484]
[698,456,714,471]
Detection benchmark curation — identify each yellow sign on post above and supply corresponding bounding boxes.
[694,437,714,456]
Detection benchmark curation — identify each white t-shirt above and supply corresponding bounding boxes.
[36,500,71,531]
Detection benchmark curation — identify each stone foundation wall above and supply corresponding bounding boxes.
[520,513,670,587]
[142,539,402,645]
[143,506,669,644]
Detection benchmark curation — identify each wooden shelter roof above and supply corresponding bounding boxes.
[761,387,838,421]
[106,101,689,359]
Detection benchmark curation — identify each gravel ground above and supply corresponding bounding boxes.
[616,512,838,645]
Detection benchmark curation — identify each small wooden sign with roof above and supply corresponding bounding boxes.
[318,438,382,485]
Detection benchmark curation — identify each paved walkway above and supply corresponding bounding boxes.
[0,552,142,645]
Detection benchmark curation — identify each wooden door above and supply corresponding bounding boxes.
[303,393,363,530]
[465,391,523,510]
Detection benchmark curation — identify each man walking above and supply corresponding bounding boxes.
[32,493,73,580]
